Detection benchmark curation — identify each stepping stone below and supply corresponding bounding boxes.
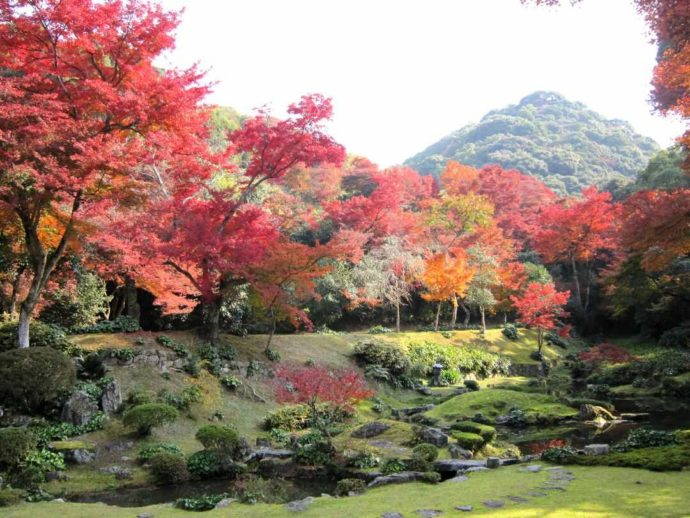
[506,496,529,503]
[541,486,567,491]
[285,496,315,512]
[382,513,404,518]
[455,505,473,512]
[527,492,547,497]
[545,466,564,471]
[483,500,505,509]
[447,475,469,483]
[521,465,542,473]
[416,510,442,518]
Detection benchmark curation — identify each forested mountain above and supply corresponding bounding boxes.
[405,91,660,194]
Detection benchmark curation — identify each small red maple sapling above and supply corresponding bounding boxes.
[273,364,372,433]
[511,282,570,355]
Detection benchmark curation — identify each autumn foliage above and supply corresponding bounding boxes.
[578,343,637,367]
[511,282,570,352]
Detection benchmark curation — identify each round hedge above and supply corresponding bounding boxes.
[0,427,37,467]
[195,425,240,455]
[149,451,189,483]
[123,403,178,436]
[412,443,439,462]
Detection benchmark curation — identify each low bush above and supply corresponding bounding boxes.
[0,488,24,507]
[20,449,65,479]
[452,431,484,451]
[407,341,511,378]
[346,451,380,469]
[578,343,636,367]
[451,421,496,443]
[220,375,241,390]
[0,347,76,413]
[502,324,518,340]
[380,457,406,475]
[676,430,690,444]
[334,478,367,496]
[545,332,569,349]
[658,325,690,349]
[412,443,439,462]
[0,321,72,352]
[368,325,392,334]
[464,379,480,391]
[615,428,678,451]
[354,339,410,374]
[588,350,690,386]
[195,425,241,456]
[264,404,352,431]
[156,335,189,358]
[420,472,441,484]
[73,316,140,334]
[175,493,229,511]
[542,446,576,463]
[265,348,281,362]
[440,369,460,385]
[79,353,107,380]
[293,431,334,466]
[405,455,433,472]
[0,427,37,467]
[186,450,226,479]
[29,413,105,445]
[123,403,178,435]
[138,442,183,464]
[159,385,203,411]
[149,451,190,484]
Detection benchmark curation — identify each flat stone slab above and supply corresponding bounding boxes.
[527,491,547,497]
[446,475,469,483]
[382,513,404,518]
[521,464,542,473]
[245,448,294,461]
[416,510,442,518]
[368,471,428,488]
[483,500,505,509]
[455,506,473,512]
[285,496,315,512]
[506,496,529,503]
[351,422,391,438]
[584,444,610,456]
[464,466,490,473]
[434,459,486,472]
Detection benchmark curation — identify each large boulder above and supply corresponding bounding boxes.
[418,427,448,447]
[579,404,615,421]
[584,444,610,456]
[367,471,428,488]
[448,444,473,460]
[100,379,122,415]
[434,459,486,474]
[61,391,98,426]
[351,422,390,438]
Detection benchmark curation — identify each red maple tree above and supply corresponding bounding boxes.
[511,282,570,353]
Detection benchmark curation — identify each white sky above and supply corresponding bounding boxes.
[156,0,685,167]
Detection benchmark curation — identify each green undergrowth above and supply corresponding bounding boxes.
[570,444,690,471]
[426,388,578,424]
[6,466,690,517]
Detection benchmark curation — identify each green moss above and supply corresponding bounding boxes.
[452,431,484,451]
[450,421,497,442]
[427,388,577,424]
[572,445,690,471]
[48,441,94,451]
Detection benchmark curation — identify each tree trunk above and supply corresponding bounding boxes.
[17,274,42,348]
[266,309,277,351]
[434,301,442,331]
[503,312,508,325]
[570,254,583,310]
[450,296,458,328]
[395,302,401,332]
[202,297,222,344]
[8,265,25,315]
[480,306,486,334]
[123,277,140,321]
[537,327,543,353]
[459,298,471,326]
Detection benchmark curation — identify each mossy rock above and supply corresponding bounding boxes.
[452,431,484,451]
[451,421,497,443]
[49,441,95,452]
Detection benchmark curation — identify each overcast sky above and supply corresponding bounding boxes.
[156,0,685,167]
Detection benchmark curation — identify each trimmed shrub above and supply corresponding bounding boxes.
[123,403,178,435]
[573,445,690,471]
[407,341,511,378]
[264,404,352,431]
[149,451,190,484]
[420,472,441,484]
[616,428,677,451]
[0,321,71,352]
[368,325,392,334]
[293,431,335,466]
[542,446,576,463]
[412,443,439,462]
[220,375,241,390]
[186,450,244,479]
[138,443,183,464]
[346,451,380,469]
[452,431,484,451]
[159,386,203,411]
[354,339,410,374]
[451,421,497,443]
[175,493,229,511]
[464,379,480,391]
[440,369,460,386]
[405,455,432,472]
[195,425,241,456]
[0,347,76,413]
[334,478,367,496]
[0,427,37,467]
[502,324,518,340]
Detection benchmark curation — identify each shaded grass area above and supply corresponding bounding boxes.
[368,328,573,364]
[7,466,690,517]
[427,389,578,424]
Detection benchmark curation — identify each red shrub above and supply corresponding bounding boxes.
[578,343,636,366]
[273,364,373,411]
[526,439,566,455]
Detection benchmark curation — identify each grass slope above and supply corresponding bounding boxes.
[427,389,578,423]
[7,466,690,517]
